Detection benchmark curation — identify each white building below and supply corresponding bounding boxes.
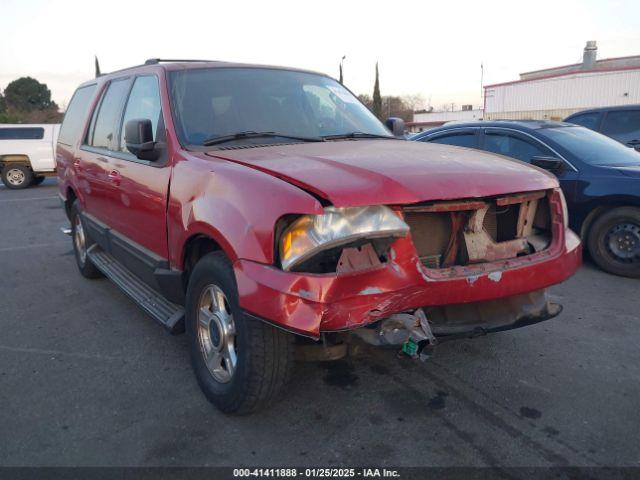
[407,41,640,132]
[483,41,640,121]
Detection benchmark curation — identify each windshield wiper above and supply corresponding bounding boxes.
[323,132,399,140]
[202,131,325,146]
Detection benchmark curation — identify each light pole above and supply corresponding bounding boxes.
[339,56,346,84]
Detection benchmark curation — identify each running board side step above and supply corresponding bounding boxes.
[87,245,185,334]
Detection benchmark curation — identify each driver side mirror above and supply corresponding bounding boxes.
[385,117,405,137]
[531,156,565,174]
[125,119,159,161]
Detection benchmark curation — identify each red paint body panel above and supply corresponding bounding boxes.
[207,140,558,206]
[235,226,581,338]
[57,62,582,341]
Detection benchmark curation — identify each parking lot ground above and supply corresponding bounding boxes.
[1,180,639,468]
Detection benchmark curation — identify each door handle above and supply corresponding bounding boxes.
[108,170,122,184]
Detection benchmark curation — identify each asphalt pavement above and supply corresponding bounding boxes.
[1,180,639,468]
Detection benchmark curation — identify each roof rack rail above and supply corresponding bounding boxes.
[144,58,215,65]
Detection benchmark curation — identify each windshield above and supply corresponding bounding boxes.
[169,67,391,146]
[541,126,640,166]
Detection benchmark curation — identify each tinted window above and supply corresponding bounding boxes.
[601,110,640,144]
[87,79,130,150]
[169,68,390,145]
[484,132,549,161]
[119,76,162,152]
[567,112,600,131]
[428,132,477,148]
[542,126,640,166]
[58,84,97,146]
[0,127,44,140]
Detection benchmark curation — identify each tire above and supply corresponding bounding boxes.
[31,176,46,186]
[70,201,103,279]
[587,206,640,278]
[1,165,33,189]
[186,251,294,414]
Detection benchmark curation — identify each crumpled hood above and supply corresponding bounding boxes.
[205,140,558,206]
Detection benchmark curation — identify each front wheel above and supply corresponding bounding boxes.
[1,165,33,189]
[587,206,640,278]
[186,252,294,414]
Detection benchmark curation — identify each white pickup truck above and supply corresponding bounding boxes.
[0,124,60,189]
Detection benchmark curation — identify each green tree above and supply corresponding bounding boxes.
[4,77,58,112]
[372,62,382,120]
[1,77,62,123]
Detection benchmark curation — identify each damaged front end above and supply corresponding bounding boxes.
[234,188,581,349]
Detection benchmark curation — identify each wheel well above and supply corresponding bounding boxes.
[183,235,222,288]
[0,155,31,170]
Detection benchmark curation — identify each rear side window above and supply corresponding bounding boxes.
[427,132,478,148]
[601,110,640,144]
[87,79,130,151]
[0,127,44,140]
[58,84,97,146]
[567,112,601,131]
[119,76,162,152]
[484,132,550,162]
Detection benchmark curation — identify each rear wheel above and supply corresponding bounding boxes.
[587,206,640,278]
[70,201,103,279]
[1,165,33,189]
[186,251,294,414]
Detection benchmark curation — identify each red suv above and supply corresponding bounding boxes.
[57,59,582,413]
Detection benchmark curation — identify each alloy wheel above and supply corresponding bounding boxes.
[197,284,237,383]
[74,215,87,265]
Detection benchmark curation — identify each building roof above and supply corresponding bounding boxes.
[484,42,640,89]
[483,64,640,89]
[519,54,640,81]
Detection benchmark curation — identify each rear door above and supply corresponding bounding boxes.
[79,77,132,226]
[600,109,640,151]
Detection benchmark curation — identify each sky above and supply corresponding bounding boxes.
[1,0,639,112]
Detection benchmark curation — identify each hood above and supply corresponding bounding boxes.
[205,140,558,206]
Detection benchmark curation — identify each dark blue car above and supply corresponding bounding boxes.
[412,121,640,278]
[565,105,640,152]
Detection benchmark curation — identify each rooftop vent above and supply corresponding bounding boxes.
[582,41,597,70]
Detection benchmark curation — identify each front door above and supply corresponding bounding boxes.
[481,128,580,207]
[104,75,170,280]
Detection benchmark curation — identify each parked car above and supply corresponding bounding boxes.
[57,60,581,413]
[565,105,640,152]
[413,121,640,278]
[0,124,60,188]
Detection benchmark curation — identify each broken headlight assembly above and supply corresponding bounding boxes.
[279,206,409,272]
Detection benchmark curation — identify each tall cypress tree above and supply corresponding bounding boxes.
[372,62,382,119]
